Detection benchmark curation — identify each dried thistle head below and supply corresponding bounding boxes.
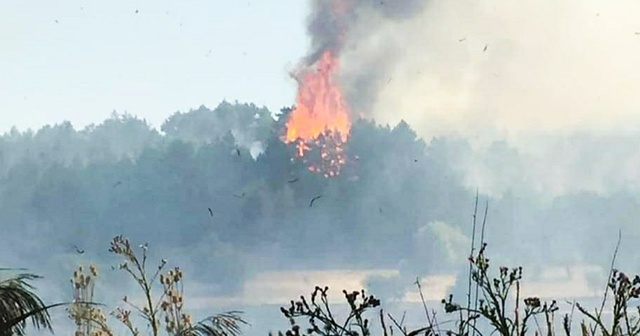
[108,235,136,263]
[524,297,541,308]
[89,264,98,277]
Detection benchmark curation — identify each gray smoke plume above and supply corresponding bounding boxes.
[304,0,640,199]
[306,0,426,56]
[302,0,428,115]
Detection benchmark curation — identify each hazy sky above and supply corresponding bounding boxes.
[1,0,308,133]
[365,0,640,141]
[4,0,640,140]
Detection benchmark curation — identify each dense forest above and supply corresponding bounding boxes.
[1,101,640,298]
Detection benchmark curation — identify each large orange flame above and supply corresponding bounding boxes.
[284,50,351,178]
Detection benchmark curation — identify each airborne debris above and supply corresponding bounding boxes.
[458,38,466,42]
[113,181,122,188]
[288,177,299,183]
[309,195,322,207]
[207,207,214,217]
[74,246,84,254]
[233,192,246,198]
[483,44,488,52]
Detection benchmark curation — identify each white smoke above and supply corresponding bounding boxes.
[337,0,640,196]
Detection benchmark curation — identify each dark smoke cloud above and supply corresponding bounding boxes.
[303,0,428,115]
[305,1,348,59]
[307,0,426,56]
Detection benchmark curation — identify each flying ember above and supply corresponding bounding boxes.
[283,50,351,178]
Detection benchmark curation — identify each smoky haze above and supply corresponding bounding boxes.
[3,103,640,336]
[331,0,640,197]
[339,0,640,136]
[4,1,640,335]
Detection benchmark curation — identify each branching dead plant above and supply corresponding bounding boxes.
[69,235,248,336]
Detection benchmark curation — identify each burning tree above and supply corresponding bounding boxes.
[283,51,351,178]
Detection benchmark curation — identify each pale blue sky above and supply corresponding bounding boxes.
[0,0,309,133]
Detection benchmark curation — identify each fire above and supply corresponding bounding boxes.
[284,50,351,177]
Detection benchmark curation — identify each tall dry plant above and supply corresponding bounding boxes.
[574,269,640,336]
[275,286,382,336]
[67,264,113,336]
[69,235,248,336]
[442,242,558,336]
